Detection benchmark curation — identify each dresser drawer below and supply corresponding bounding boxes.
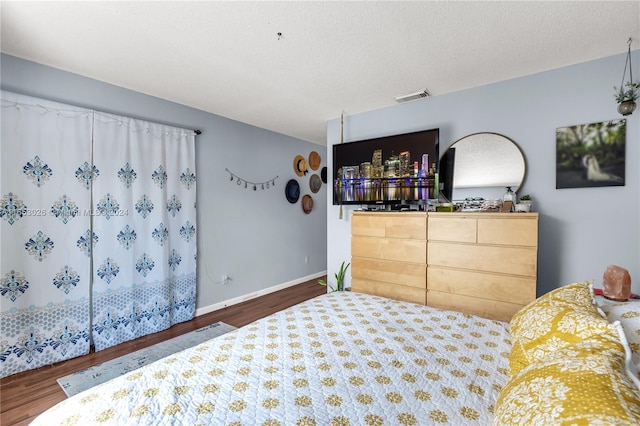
[352,278,426,305]
[426,291,524,322]
[352,213,426,239]
[427,267,536,305]
[477,218,538,247]
[352,257,426,289]
[352,214,386,237]
[428,217,476,243]
[353,235,426,264]
[428,242,537,277]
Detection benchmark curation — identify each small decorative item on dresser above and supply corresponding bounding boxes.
[481,199,502,212]
[462,197,484,212]
[502,187,516,212]
[515,194,532,212]
[435,203,454,212]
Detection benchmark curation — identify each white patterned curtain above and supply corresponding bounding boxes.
[1,92,93,378]
[1,92,197,376]
[90,112,197,351]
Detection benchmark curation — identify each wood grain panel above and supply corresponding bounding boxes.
[352,278,426,304]
[352,212,426,239]
[352,235,426,263]
[477,217,538,246]
[428,242,537,277]
[351,214,387,237]
[351,257,426,288]
[385,215,427,239]
[427,267,536,305]
[427,290,524,322]
[427,216,477,243]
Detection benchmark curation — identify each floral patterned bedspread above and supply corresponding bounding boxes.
[32,291,511,425]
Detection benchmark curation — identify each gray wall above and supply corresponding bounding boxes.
[327,52,640,296]
[1,54,328,311]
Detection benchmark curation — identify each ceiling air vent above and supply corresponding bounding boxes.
[395,89,431,103]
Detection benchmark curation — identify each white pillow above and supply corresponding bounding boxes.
[599,300,640,381]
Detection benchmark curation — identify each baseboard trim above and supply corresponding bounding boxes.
[195,271,327,317]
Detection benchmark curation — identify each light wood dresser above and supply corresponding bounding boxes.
[351,211,538,321]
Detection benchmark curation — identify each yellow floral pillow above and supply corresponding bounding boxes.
[509,280,611,375]
[522,279,596,309]
[494,327,640,426]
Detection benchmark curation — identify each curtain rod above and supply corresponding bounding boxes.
[1,91,203,136]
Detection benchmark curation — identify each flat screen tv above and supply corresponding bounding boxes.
[332,128,440,206]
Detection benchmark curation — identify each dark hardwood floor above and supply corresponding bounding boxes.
[0,278,326,426]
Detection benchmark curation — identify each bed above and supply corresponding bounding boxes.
[31,282,640,425]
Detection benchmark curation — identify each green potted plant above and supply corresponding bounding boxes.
[614,81,639,116]
[318,261,350,292]
[515,194,532,212]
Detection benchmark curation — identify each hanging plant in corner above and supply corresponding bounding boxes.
[318,261,350,292]
[614,37,638,116]
[615,81,639,116]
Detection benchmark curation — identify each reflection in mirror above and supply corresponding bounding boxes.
[441,132,526,200]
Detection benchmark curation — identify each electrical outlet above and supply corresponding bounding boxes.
[304,256,309,264]
[222,274,230,285]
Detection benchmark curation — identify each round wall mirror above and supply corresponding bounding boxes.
[441,132,526,200]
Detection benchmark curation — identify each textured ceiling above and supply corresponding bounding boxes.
[1,1,639,145]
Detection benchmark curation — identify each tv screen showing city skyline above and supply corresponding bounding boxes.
[332,128,439,205]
